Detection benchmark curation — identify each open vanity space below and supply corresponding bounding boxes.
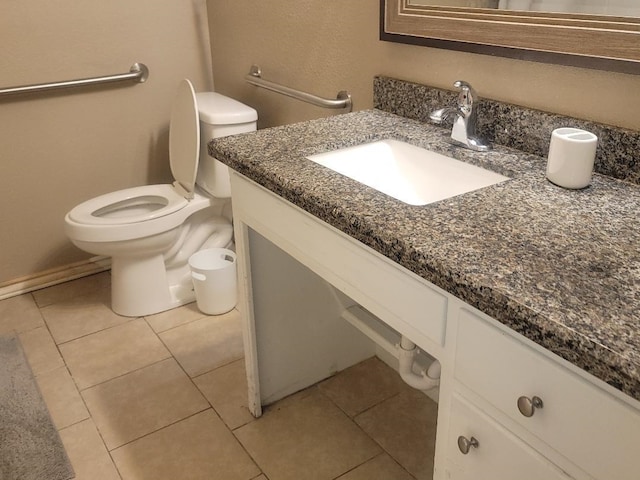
[209,78,640,480]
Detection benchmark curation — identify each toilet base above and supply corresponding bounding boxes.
[107,217,234,317]
[111,255,195,317]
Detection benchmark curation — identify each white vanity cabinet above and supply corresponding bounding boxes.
[450,308,640,480]
[229,171,640,480]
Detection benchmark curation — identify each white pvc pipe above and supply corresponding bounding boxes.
[337,305,441,392]
[340,306,399,359]
[398,337,440,391]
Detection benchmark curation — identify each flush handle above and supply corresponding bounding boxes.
[457,435,479,455]
[517,395,544,417]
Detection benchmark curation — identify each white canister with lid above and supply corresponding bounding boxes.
[546,127,598,189]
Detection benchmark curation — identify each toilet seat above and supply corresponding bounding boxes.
[67,184,188,225]
[64,188,212,243]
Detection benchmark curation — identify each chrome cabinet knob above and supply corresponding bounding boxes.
[517,395,544,417]
[457,435,479,455]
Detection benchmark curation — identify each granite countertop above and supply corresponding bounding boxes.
[209,109,640,402]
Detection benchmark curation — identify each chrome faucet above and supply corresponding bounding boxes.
[429,80,491,152]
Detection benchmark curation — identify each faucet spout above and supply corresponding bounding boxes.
[429,80,491,152]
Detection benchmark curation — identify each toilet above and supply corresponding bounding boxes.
[64,79,257,317]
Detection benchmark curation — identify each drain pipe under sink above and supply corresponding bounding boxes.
[337,304,441,392]
[398,336,441,391]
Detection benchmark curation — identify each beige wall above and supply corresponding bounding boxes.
[4,0,639,288]
[207,0,640,132]
[0,0,213,285]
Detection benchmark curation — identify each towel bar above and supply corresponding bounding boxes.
[0,63,149,97]
[245,65,352,112]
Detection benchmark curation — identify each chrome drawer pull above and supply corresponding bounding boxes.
[457,435,479,454]
[517,395,544,417]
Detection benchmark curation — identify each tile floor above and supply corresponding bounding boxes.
[0,272,437,480]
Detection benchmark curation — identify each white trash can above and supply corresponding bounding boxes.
[188,248,237,315]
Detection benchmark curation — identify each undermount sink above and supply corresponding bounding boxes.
[307,139,509,206]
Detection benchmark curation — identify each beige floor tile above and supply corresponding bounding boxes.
[159,310,243,377]
[36,366,90,430]
[336,453,415,480]
[59,418,121,480]
[0,294,45,335]
[318,356,407,417]
[42,292,129,344]
[32,272,111,308]
[83,358,209,450]
[60,318,171,389]
[355,388,438,480]
[145,302,205,333]
[19,326,65,375]
[193,358,254,430]
[112,409,260,480]
[235,389,381,480]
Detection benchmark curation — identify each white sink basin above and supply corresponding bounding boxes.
[307,139,509,206]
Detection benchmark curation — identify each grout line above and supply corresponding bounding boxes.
[76,356,174,392]
[106,406,213,453]
[230,427,266,479]
[51,314,140,348]
[328,452,390,480]
[143,309,210,335]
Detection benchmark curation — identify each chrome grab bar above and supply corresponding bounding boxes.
[245,65,352,112]
[0,63,149,97]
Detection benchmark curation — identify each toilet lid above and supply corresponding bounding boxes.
[169,79,200,197]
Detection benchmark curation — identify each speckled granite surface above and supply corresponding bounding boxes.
[210,104,640,402]
[374,76,640,185]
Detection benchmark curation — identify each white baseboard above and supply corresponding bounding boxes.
[0,256,111,301]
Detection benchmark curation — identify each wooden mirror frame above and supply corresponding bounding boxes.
[380,0,640,74]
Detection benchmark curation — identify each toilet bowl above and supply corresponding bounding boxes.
[64,80,257,317]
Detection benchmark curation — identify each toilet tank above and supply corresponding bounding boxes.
[195,92,257,198]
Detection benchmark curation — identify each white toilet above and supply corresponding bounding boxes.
[64,79,257,317]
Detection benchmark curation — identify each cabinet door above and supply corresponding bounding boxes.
[455,308,640,480]
[446,394,574,480]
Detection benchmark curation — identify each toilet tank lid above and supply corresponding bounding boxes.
[196,92,257,125]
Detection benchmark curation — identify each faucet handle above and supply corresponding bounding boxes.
[453,80,477,115]
[453,80,476,96]
[453,80,474,90]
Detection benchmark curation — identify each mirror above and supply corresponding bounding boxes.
[409,1,640,17]
[380,0,640,74]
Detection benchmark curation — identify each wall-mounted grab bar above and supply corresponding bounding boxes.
[0,63,149,98]
[245,65,352,112]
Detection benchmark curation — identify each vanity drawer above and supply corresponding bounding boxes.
[455,308,640,480]
[446,393,573,480]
